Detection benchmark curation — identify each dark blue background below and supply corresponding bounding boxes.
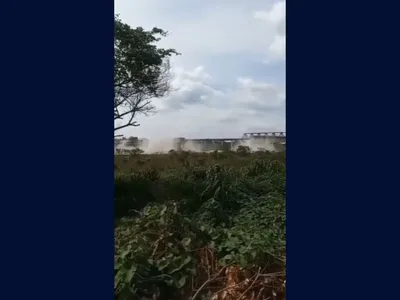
[287,1,400,299]
[0,0,399,299]
[0,0,114,299]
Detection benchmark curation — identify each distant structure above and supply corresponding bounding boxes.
[115,132,286,152]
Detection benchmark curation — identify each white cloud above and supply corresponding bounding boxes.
[235,77,285,109]
[254,0,286,61]
[115,0,286,61]
[118,66,285,138]
[254,1,285,23]
[114,0,286,138]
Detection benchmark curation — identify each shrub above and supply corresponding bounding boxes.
[114,150,286,300]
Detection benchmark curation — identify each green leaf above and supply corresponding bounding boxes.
[189,267,197,275]
[183,256,192,265]
[239,246,249,254]
[219,254,233,266]
[223,254,232,260]
[181,237,191,247]
[239,255,248,267]
[157,259,169,271]
[177,276,187,288]
[169,256,192,274]
[160,205,167,216]
[159,216,166,225]
[120,248,131,259]
[124,265,136,283]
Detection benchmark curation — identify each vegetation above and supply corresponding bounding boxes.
[114,150,286,300]
[114,15,180,132]
[113,13,285,300]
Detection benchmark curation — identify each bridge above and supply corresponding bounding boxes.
[242,132,286,144]
[243,132,286,138]
[176,132,286,151]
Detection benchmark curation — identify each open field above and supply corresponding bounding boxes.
[115,149,286,300]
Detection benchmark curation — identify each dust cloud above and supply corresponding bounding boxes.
[115,137,279,154]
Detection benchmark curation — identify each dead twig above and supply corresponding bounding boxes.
[190,264,233,300]
[237,267,261,300]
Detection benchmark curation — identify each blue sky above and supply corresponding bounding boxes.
[115,0,286,139]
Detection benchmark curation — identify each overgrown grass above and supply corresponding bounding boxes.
[114,149,286,300]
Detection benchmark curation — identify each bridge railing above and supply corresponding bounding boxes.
[242,132,286,138]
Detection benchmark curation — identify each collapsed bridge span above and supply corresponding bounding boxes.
[115,132,286,153]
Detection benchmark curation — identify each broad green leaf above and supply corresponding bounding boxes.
[177,276,187,288]
[124,265,136,283]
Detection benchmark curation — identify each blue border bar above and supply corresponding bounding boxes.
[0,0,114,298]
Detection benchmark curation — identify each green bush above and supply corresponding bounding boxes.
[114,151,286,300]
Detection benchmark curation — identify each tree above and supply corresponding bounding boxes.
[114,15,179,132]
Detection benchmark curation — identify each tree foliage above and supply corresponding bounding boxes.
[114,15,179,132]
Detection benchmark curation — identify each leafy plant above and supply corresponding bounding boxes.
[114,150,286,300]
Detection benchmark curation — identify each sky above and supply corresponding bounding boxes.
[115,0,286,139]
